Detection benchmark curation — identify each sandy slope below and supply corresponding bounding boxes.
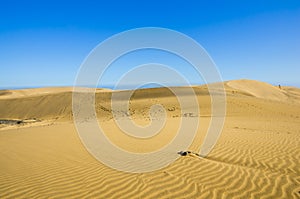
[0,79,300,198]
[227,79,288,101]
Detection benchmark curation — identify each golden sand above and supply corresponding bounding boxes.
[0,79,300,198]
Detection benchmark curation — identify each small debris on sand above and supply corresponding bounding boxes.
[177,151,191,156]
[177,151,201,157]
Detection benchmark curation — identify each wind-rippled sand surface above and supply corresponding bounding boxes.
[0,79,300,198]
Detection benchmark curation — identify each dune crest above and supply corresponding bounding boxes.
[227,79,288,101]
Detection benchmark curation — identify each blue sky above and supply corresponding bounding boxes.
[0,0,299,88]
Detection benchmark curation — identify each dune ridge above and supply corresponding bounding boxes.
[227,79,288,101]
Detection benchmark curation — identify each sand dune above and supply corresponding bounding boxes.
[227,79,288,101]
[0,79,300,198]
[0,87,111,99]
